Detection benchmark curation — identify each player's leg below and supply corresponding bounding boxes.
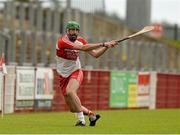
[64,78,81,112]
[68,69,101,126]
[81,105,101,126]
[64,78,85,126]
[82,105,95,116]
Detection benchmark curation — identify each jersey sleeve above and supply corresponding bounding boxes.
[57,36,88,50]
[77,37,88,45]
[57,37,75,49]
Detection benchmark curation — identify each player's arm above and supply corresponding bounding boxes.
[60,38,105,51]
[88,40,118,58]
[59,38,118,52]
[73,42,105,51]
[88,46,108,58]
[77,40,118,52]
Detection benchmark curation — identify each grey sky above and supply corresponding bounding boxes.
[105,0,180,25]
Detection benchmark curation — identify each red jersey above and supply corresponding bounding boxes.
[56,34,87,77]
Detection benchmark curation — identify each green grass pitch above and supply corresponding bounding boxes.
[0,109,179,134]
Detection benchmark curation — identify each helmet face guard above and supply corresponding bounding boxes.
[66,21,80,30]
[66,21,80,42]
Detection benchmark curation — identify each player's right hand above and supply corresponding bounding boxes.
[104,40,118,48]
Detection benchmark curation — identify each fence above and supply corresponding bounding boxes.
[0,66,180,114]
[0,1,180,71]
